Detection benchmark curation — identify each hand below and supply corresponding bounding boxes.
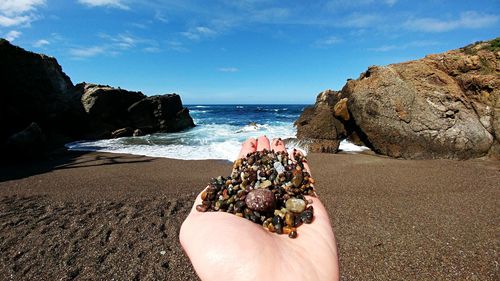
[180,136,339,281]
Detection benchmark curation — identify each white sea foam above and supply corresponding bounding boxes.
[339,139,370,152]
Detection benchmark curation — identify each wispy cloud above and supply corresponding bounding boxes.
[326,0,397,10]
[368,40,440,52]
[69,46,105,59]
[154,10,168,23]
[33,38,49,47]
[404,11,498,32]
[218,67,239,73]
[78,0,129,10]
[341,13,381,28]
[313,36,342,48]
[182,26,217,41]
[167,40,189,52]
[5,30,21,41]
[0,0,45,27]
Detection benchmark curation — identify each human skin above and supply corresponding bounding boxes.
[179,136,340,281]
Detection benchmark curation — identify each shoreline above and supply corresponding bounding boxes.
[1,151,499,280]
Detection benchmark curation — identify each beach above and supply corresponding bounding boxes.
[1,151,498,280]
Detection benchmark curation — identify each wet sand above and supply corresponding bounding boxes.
[0,151,498,280]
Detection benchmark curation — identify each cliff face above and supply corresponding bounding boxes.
[296,38,500,159]
[0,39,195,158]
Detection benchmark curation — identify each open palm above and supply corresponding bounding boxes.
[180,136,339,281]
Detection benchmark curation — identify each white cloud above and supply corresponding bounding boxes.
[154,11,168,23]
[326,0,397,10]
[341,13,380,28]
[167,40,189,52]
[182,26,217,40]
[0,0,45,15]
[78,0,129,10]
[69,46,105,58]
[0,0,44,27]
[405,11,498,32]
[314,36,342,48]
[368,40,439,52]
[5,30,21,41]
[33,39,49,47]
[218,67,239,73]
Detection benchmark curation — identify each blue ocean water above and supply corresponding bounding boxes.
[66,104,368,160]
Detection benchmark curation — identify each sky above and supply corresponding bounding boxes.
[1,0,498,104]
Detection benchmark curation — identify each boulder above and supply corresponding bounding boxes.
[296,38,500,159]
[76,83,145,138]
[4,122,46,157]
[295,90,345,153]
[128,94,195,133]
[0,39,86,145]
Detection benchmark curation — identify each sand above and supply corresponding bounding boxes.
[0,151,498,280]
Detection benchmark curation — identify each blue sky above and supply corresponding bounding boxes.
[1,0,498,104]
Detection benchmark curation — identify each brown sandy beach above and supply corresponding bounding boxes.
[0,151,499,280]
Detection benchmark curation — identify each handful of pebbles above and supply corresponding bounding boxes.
[196,149,316,238]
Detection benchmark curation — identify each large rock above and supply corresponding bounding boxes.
[76,83,145,138]
[296,38,499,159]
[128,94,195,133]
[0,39,86,145]
[75,84,195,138]
[294,90,345,153]
[5,122,46,157]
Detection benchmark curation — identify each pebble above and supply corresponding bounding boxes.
[245,189,275,212]
[291,173,303,188]
[273,162,285,174]
[197,149,316,239]
[285,198,306,213]
[259,180,272,189]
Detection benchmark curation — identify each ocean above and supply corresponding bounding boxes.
[66,104,368,161]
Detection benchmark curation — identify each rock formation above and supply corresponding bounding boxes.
[296,38,499,159]
[0,39,195,158]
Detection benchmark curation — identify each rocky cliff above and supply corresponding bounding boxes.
[296,38,500,160]
[0,39,194,157]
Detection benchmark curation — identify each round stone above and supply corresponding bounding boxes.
[285,198,306,213]
[245,189,276,212]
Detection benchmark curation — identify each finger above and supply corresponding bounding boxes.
[238,137,257,159]
[256,135,270,151]
[270,138,286,152]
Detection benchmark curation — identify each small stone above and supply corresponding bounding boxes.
[285,212,295,226]
[259,180,272,189]
[275,223,283,234]
[288,230,298,238]
[272,215,283,226]
[233,158,243,169]
[245,189,276,212]
[160,251,166,255]
[285,198,306,213]
[300,210,313,224]
[282,226,293,235]
[196,204,207,212]
[291,173,303,188]
[274,162,285,174]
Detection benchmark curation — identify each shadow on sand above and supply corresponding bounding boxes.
[0,150,155,182]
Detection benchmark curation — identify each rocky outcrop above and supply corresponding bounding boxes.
[296,38,500,159]
[295,90,345,153]
[0,39,195,158]
[128,94,195,133]
[0,38,86,147]
[75,84,195,138]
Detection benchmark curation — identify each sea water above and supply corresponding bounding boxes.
[66,104,369,161]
